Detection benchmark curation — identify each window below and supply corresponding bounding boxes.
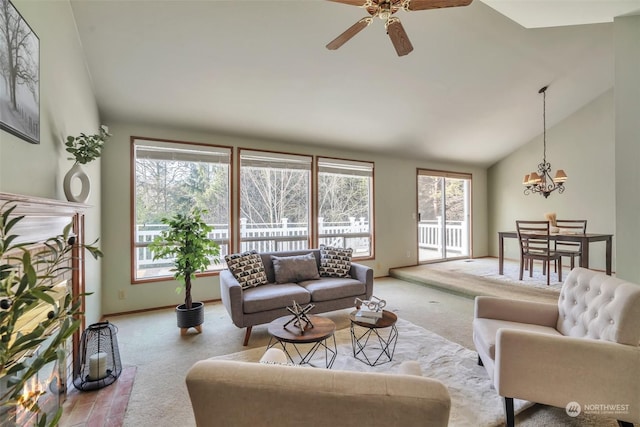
[239,150,311,252]
[317,157,374,258]
[132,138,231,282]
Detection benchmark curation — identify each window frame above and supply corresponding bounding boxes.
[130,136,233,284]
[316,156,375,260]
[236,148,313,253]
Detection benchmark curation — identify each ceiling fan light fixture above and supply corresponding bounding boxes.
[325,0,474,56]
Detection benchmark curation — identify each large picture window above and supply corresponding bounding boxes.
[317,157,373,258]
[132,138,231,282]
[239,150,311,252]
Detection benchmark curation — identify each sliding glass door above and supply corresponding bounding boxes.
[417,169,471,262]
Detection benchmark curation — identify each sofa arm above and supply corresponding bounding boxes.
[474,296,558,328]
[350,262,374,299]
[219,270,244,327]
[495,329,640,423]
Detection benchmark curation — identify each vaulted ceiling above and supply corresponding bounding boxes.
[69,0,639,167]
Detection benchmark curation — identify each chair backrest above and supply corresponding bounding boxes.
[555,220,587,251]
[516,220,551,255]
[555,219,587,234]
[557,268,640,346]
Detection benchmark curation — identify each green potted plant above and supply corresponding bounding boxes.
[64,125,111,165]
[62,125,111,204]
[148,208,220,334]
[0,202,103,426]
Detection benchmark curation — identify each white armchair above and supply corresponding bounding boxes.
[473,267,640,427]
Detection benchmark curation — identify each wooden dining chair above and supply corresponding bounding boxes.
[553,219,587,270]
[516,220,562,286]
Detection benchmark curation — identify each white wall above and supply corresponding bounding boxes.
[488,90,615,272]
[100,123,488,314]
[614,15,640,283]
[0,1,103,324]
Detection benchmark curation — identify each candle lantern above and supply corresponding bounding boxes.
[73,321,122,391]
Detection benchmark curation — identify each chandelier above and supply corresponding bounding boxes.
[523,85,567,198]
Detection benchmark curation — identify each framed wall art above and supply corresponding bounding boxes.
[0,0,39,144]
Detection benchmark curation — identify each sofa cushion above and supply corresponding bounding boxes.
[298,277,365,302]
[271,253,320,284]
[225,250,268,289]
[319,245,352,277]
[242,283,311,314]
[473,318,562,360]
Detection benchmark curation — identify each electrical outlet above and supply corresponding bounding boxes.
[406,250,411,258]
[118,290,126,300]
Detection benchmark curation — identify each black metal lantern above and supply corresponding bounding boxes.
[73,321,122,391]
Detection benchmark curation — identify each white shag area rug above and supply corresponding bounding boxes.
[212,318,532,427]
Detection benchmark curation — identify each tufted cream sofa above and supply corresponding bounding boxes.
[186,348,451,427]
[473,267,640,427]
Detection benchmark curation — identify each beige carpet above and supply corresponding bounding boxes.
[108,267,619,427]
[390,257,562,304]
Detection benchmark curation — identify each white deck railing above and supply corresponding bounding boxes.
[135,217,467,269]
[418,218,467,255]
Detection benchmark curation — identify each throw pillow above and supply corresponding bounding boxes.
[319,245,353,278]
[271,253,320,284]
[224,250,268,289]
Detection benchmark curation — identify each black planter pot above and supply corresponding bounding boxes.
[176,301,204,330]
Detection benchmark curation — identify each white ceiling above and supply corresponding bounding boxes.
[69,0,637,167]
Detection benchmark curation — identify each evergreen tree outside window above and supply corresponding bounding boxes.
[132,138,231,282]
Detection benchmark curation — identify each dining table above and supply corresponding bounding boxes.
[498,231,613,276]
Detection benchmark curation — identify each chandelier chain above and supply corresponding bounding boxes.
[542,87,546,165]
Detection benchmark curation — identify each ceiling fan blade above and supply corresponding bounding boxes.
[386,19,413,56]
[326,0,369,6]
[326,18,372,50]
[404,0,473,11]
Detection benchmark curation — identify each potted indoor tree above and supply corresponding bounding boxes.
[63,125,111,203]
[148,208,220,335]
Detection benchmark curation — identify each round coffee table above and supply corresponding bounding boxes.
[266,315,337,369]
[349,309,398,366]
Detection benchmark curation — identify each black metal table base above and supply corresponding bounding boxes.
[266,335,337,369]
[350,323,398,366]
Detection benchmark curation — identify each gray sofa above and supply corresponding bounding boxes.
[220,249,374,345]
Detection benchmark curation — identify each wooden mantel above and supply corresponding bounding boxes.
[0,192,90,381]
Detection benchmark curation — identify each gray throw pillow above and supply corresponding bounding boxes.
[271,253,320,284]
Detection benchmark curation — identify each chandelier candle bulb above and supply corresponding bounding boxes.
[88,352,108,380]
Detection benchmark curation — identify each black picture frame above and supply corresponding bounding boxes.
[0,0,40,144]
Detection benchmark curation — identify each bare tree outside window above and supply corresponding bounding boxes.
[239,151,311,253]
[0,0,39,144]
[318,158,373,257]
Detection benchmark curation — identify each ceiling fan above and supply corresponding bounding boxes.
[326,0,473,57]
